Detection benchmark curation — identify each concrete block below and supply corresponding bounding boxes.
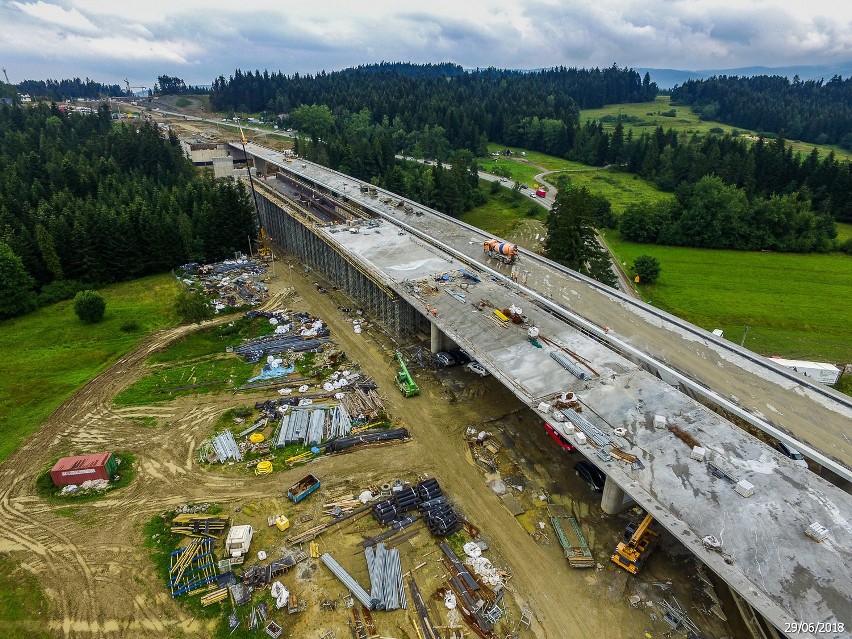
[805,522,829,542]
[575,432,587,445]
[653,415,666,429]
[690,446,706,461]
[735,480,754,497]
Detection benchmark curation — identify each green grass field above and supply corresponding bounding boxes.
[602,231,852,362]
[0,554,51,639]
[0,274,179,465]
[581,96,852,161]
[550,170,672,214]
[836,222,852,244]
[462,184,545,238]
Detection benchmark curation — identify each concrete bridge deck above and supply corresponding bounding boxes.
[238,143,852,639]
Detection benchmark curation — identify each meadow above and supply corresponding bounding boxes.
[0,274,179,464]
[601,232,852,362]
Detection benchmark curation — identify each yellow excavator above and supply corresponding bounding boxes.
[611,512,659,574]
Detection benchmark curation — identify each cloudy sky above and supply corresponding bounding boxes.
[1,0,850,87]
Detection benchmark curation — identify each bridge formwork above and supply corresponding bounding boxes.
[256,188,429,338]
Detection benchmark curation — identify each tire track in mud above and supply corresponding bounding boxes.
[0,314,244,637]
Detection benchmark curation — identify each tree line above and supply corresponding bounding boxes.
[0,103,255,319]
[670,74,852,147]
[15,78,124,101]
[571,123,852,223]
[211,62,657,156]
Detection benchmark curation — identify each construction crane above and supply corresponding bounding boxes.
[2,67,10,85]
[394,351,420,397]
[611,512,659,574]
[236,124,272,262]
[123,78,148,97]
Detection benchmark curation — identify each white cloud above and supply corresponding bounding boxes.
[11,1,99,34]
[0,0,849,84]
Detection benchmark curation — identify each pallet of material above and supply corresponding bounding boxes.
[550,515,594,568]
[171,514,230,538]
[200,587,229,606]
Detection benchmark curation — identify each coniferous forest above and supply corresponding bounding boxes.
[0,103,255,319]
[670,74,852,147]
[209,63,851,230]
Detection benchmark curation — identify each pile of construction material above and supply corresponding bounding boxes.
[340,384,385,421]
[170,514,230,538]
[273,404,353,447]
[206,430,242,463]
[371,478,460,536]
[169,538,217,597]
[235,333,329,364]
[178,258,268,309]
[365,543,406,610]
[325,428,410,453]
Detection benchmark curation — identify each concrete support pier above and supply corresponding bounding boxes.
[430,322,456,353]
[601,477,634,514]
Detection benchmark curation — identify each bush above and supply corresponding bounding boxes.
[632,255,661,284]
[73,290,106,323]
[175,288,213,324]
[839,237,852,255]
[37,279,89,306]
[175,98,190,108]
[120,319,140,332]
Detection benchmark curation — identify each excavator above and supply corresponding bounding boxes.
[394,351,420,397]
[611,512,659,574]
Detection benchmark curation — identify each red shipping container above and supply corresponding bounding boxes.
[50,452,115,486]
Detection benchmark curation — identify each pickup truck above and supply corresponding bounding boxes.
[287,473,321,503]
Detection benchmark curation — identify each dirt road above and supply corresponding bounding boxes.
[0,262,733,638]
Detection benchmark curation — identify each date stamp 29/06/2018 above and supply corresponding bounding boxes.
[783,622,845,634]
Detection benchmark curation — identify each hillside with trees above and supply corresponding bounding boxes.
[15,78,123,101]
[670,74,852,147]
[0,103,255,319]
[211,62,657,156]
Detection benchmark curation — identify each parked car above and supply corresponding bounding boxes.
[775,442,808,468]
[448,349,471,365]
[574,461,606,492]
[466,361,490,377]
[435,351,456,367]
[543,422,575,452]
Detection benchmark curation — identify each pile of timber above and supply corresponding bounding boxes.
[340,385,385,420]
[171,514,229,538]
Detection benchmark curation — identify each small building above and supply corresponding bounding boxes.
[50,452,117,486]
[768,357,841,385]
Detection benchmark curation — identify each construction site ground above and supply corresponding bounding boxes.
[0,257,745,639]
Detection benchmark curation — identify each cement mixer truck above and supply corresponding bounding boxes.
[483,239,519,264]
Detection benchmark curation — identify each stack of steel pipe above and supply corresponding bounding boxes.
[364,543,407,611]
[326,404,352,440]
[320,553,376,610]
[550,351,589,380]
[421,500,461,536]
[416,478,442,501]
[304,409,326,445]
[211,430,242,463]
[371,498,400,526]
[324,427,409,453]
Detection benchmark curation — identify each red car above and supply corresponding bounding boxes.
[543,421,575,452]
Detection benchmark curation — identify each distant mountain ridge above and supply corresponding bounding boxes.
[638,64,852,90]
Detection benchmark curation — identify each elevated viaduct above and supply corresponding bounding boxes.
[234,142,852,639]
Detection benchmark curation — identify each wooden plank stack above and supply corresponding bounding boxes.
[171,514,229,538]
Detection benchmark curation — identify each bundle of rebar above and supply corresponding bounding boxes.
[560,408,610,447]
[320,553,377,610]
[365,543,406,611]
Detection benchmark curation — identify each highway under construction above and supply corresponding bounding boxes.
[233,141,851,639]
